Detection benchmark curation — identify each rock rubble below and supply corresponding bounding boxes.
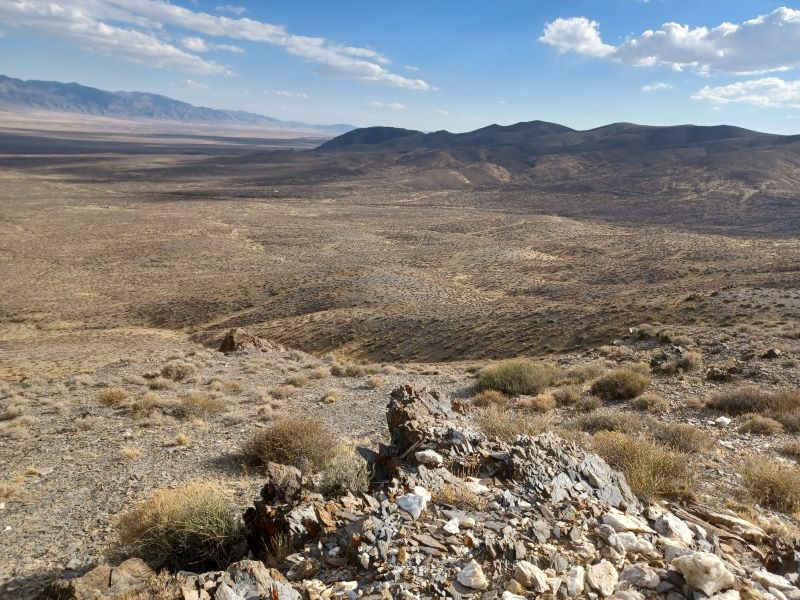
[45,385,800,600]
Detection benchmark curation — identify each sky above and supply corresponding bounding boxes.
[1,0,800,133]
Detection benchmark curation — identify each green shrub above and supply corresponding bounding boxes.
[590,366,650,401]
[116,482,243,570]
[592,431,695,501]
[317,447,371,497]
[740,457,800,513]
[243,417,338,473]
[474,359,560,396]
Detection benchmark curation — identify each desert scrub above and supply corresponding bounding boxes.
[571,409,644,434]
[309,366,331,379]
[243,417,338,473]
[471,390,510,410]
[590,366,650,402]
[178,392,226,418]
[286,374,309,388]
[366,375,385,389]
[160,360,198,382]
[316,446,371,497]
[270,384,296,400]
[476,406,553,442]
[129,393,161,419]
[116,482,244,570]
[651,422,710,453]
[632,393,669,413]
[707,386,800,432]
[321,389,339,404]
[740,456,800,514]
[592,431,695,501]
[560,361,609,384]
[474,359,560,396]
[551,385,583,407]
[737,415,784,435]
[433,482,487,511]
[96,387,129,407]
[518,393,556,413]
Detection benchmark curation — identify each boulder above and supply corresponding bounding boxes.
[671,552,735,596]
[219,328,282,353]
[457,560,489,590]
[587,560,619,597]
[40,558,155,599]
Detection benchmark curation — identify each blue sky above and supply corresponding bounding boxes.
[1,0,799,133]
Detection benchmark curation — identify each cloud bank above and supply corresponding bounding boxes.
[0,0,433,90]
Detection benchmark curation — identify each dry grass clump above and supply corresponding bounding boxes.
[116,482,243,570]
[590,366,650,402]
[518,393,556,413]
[209,378,245,395]
[148,377,176,391]
[309,366,331,379]
[652,422,710,453]
[123,375,149,387]
[476,406,553,442]
[632,393,669,413]
[366,375,385,389]
[286,374,309,388]
[331,363,366,377]
[129,393,161,420]
[707,386,800,432]
[0,405,23,421]
[317,446,371,497]
[551,385,583,407]
[160,360,198,382]
[96,387,130,407]
[242,417,338,473]
[433,482,487,511]
[175,433,190,446]
[571,409,644,434]
[561,361,609,384]
[270,384,296,400]
[321,389,339,404]
[740,457,800,514]
[471,390,510,410]
[0,480,21,498]
[780,440,800,460]
[178,392,226,418]
[592,431,695,501]
[675,351,702,372]
[737,415,784,435]
[120,447,142,460]
[474,359,560,396]
[575,396,602,412]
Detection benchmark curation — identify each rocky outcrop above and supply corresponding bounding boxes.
[39,559,155,599]
[218,328,284,354]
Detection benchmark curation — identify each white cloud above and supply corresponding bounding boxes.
[367,101,408,111]
[265,90,310,99]
[433,108,448,115]
[404,65,419,72]
[0,2,229,74]
[185,79,208,90]
[181,36,244,53]
[540,7,800,75]
[215,4,246,16]
[692,77,800,109]
[181,36,208,52]
[538,17,614,57]
[641,82,672,92]
[0,0,432,89]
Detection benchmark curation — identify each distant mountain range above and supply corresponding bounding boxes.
[0,74,353,134]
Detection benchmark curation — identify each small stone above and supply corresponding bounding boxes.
[396,487,430,520]
[566,565,586,597]
[457,560,489,590]
[443,518,460,535]
[655,513,694,546]
[602,512,654,533]
[587,560,618,597]
[501,592,526,600]
[715,416,732,427]
[514,560,548,592]
[710,591,740,600]
[414,449,444,466]
[620,563,660,589]
[459,517,476,529]
[671,552,735,596]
